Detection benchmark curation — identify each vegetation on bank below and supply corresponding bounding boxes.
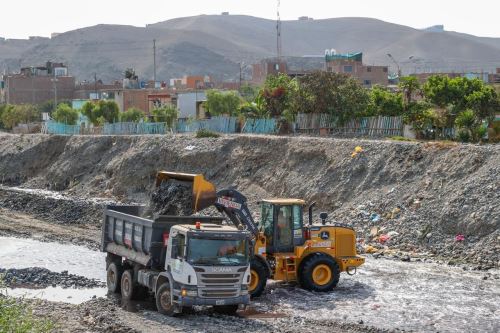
[0,72,498,142]
[0,278,55,333]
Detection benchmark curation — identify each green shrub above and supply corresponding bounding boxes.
[52,104,79,125]
[195,129,220,138]
[120,108,145,122]
[457,129,470,143]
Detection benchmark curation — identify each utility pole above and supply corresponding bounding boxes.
[51,78,58,112]
[387,53,402,79]
[276,0,282,62]
[153,39,157,87]
[239,62,243,92]
[94,73,97,99]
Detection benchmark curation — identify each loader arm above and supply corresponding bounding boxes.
[214,189,260,238]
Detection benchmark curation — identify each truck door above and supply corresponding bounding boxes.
[273,205,304,252]
[170,233,186,281]
[274,206,294,253]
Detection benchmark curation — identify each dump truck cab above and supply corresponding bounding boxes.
[163,223,252,311]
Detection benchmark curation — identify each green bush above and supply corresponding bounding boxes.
[120,108,145,122]
[152,105,178,129]
[52,104,79,125]
[195,129,220,138]
[457,129,470,143]
[0,104,40,129]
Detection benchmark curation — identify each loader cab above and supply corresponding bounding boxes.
[259,199,306,253]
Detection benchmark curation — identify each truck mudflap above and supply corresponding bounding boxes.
[176,295,250,307]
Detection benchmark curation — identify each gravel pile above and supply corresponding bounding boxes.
[0,267,105,289]
[0,187,108,226]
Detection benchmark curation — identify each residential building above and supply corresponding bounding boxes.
[114,89,173,114]
[1,62,75,105]
[176,91,207,119]
[325,52,388,87]
[252,58,288,84]
[169,75,212,89]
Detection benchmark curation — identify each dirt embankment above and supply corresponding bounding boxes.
[0,134,498,267]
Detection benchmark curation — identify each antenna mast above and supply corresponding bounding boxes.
[276,0,282,61]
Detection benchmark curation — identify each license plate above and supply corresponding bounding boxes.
[216,300,225,305]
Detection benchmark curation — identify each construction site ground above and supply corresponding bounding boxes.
[0,133,499,332]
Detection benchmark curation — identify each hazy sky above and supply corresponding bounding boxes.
[2,0,499,39]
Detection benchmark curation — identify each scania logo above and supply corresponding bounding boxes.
[211,267,232,273]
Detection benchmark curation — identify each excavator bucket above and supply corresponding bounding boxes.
[155,171,217,213]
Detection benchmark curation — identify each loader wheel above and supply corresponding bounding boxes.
[249,259,268,298]
[121,270,136,300]
[106,262,123,293]
[299,253,340,292]
[156,283,177,316]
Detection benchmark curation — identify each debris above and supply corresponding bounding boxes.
[387,187,395,194]
[387,231,399,238]
[370,213,381,222]
[379,234,390,244]
[364,245,378,253]
[351,146,363,157]
[455,234,465,242]
[185,145,196,151]
[145,180,193,217]
[370,226,379,237]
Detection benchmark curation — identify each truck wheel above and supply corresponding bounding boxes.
[249,259,267,298]
[107,262,123,293]
[121,270,136,300]
[156,283,177,316]
[214,304,239,315]
[299,253,340,292]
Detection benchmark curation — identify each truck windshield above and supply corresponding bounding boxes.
[188,238,248,266]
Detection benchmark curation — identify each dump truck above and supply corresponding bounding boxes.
[101,205,252,316]
[154,171,365,298]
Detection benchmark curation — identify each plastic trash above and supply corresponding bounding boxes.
[379,234,390,243]
[185,145,196,151]
[370,213,381,222]
[455,234,465,242]
[387,231,399,238]
[351,146,363,157]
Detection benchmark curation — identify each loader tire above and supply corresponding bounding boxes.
[249,259,268,298]
[299,253,340,292]
[106,262,123,293]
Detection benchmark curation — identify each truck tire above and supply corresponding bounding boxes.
[121,270,136,300]
[156,283,177,316]
[214,304,239,315]
[106,262,123,293]
[249,259,268,298]
[299,253,340,292]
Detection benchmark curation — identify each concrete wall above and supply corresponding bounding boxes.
[5,75,75,105]
[177,91,206,119]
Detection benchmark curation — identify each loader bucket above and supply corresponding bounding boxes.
[155,171,217,213]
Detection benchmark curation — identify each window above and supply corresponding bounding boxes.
[344,65,353,73]
[260,203,274,241]
[292,205,302,230]
[277,206,293,247]
[367,67,372,72]
[383,67,388,73]
[364,80,372,86]
[172,234,186,259]
[188,238,248,266]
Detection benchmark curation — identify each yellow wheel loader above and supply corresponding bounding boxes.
[156,171,365,298]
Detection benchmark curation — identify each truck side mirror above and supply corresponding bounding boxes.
[319,212,328,225]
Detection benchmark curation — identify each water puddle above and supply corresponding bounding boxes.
[3,286,107,304]
[0,236,106,280]
[0,236,107,304]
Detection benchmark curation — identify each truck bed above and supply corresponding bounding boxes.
[100,205,224,269]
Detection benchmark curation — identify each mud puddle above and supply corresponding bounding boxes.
[4,286,107,304]
[0,236,107,304]
[257,257,500,332]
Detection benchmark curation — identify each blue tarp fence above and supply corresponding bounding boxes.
[242,118,277,134]
[176,116,237,133]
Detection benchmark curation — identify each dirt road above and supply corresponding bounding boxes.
[1,209,498,333]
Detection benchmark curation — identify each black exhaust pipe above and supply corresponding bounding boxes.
[308,202,316,226]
